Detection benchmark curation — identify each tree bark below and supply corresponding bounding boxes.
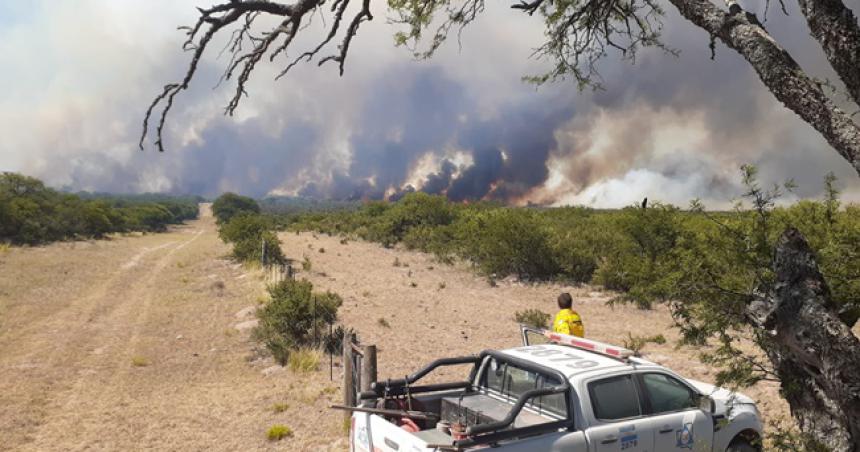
[747,228,860,452]
[797,0,860,108]
[667,0,860,178]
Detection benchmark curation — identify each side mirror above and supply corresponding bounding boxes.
[698,395,716,414]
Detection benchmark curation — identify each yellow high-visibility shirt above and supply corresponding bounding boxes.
[553,308,584,338]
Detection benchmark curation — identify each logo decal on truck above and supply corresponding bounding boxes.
[512,345,599,369]
[676,422,694,449]
[619,424,638,450]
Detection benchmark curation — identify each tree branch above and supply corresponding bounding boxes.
[140,0,370,152]
[796,0,860,108]
[667,0,860,178]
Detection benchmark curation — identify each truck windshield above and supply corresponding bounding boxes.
[480,356,567,417]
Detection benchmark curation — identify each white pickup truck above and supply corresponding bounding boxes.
[347,327,762,452]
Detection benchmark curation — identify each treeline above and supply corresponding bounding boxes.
[260,196,360,218]
[0,172,200,245]
[277,169,859,326]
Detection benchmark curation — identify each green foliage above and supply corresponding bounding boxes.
[0,172,198,245]
[218,212,284,265]
[459,208,559,278]
[253,279,342,365]
[211,192,260,225]
[514,309,551,329]
[594,204,683,309]
[266,425,293,441]
[622,333,666,354]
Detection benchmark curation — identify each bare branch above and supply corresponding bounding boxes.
[140,0,368,152]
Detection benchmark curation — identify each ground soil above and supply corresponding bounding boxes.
[0,206,343,451]
[2,205,858,451]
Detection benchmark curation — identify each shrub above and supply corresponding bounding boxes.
[266,425,293,441]
[459,208,559,279]
[622,333,667,353]
[593,204,684,309]
[272,402,289,413]
[218,213,270,243]
[253,279,342,365]
[323,325,356,356]
[212,192,260,225]
[365,193,455,246]
[220,213,285,265]
[514,309,551,329]
[288,348,321,372]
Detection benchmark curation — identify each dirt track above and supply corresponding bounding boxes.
[4,206,855,451]
[0,206,344,451]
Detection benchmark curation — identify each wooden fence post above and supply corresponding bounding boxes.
[342,332,355,421]
[361,345,377,394]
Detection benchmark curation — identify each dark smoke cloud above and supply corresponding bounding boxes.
[421,159,457,195]
[6,1,860,207]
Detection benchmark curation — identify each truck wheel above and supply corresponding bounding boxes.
[726,439,757,452]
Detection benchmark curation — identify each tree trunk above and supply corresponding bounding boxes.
[667,0,860,178]
[747,228,860,451]
[797,0,860,107]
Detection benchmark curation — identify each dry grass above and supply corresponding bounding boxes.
[130,356,150,367]
[271,402,289,413]
[287,348,321,373]
[0,242,10,254]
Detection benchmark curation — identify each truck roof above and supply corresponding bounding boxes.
[498,343,662,381]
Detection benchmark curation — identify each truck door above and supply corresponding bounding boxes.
[584,375,654,452]
[637,373,713,451]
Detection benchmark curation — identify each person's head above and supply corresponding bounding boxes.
[557,292,572,310]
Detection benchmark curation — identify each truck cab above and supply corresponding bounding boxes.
[348,327,762,452]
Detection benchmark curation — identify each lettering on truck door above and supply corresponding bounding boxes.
[637,373,713,451]
[584,374,654,452]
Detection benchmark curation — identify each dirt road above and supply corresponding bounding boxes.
[0,206,344,451]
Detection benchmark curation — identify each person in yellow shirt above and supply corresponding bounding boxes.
[553,292,584,337]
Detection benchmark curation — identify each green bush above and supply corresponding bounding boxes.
[593,204,683,308]
[219,213,285,265]
[253,279,342,365]
[212,192,260,225]
[458,208,559,279]
[514,309,551,328]
[266,425,293,441]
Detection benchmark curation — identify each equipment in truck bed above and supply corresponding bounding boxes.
[440,393,551,430]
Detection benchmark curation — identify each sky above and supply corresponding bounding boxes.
[1,0,859,208]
